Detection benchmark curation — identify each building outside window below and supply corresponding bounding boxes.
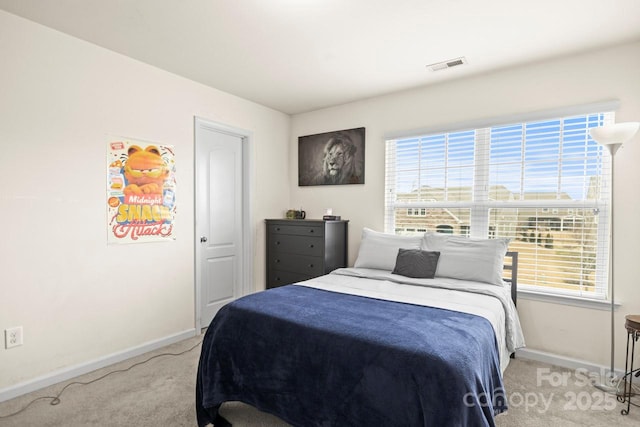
[385,110,613,299]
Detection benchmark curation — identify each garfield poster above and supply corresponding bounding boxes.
[107,138,176,244]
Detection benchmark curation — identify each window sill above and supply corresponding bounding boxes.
[517,289,621,311]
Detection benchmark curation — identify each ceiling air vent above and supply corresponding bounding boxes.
[426,57,467,72]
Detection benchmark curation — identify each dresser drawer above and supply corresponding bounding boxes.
[268,234,323,257]
[265,219,348,290]
[268,269,314,288]
[269,253,323,276]
[268,223,324,237]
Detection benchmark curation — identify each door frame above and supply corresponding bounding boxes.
[194,116,254,331]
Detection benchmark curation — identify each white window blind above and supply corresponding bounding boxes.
[385,111,614,298]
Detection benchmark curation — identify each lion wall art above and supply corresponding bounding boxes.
[298,127,365,186]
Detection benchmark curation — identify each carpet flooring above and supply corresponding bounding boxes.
[1,334,639,426]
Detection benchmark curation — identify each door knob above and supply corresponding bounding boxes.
[200,236,208,243]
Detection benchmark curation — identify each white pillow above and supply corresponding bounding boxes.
[421,232,468,251]
[422,233,510,286]
[354,228,423,271]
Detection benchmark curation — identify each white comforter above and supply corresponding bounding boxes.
[298,267,525,372]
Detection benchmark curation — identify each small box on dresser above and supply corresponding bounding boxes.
[265,219,349,289]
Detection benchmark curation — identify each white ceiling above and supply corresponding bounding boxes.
[1,0,639,115]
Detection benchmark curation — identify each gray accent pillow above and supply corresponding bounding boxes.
[392,249,441,279]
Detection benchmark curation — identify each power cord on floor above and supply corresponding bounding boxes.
[0,339,202,420]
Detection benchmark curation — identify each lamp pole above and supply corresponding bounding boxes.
[603,142,618,391]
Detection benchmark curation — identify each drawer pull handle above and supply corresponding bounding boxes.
[276,241,281,245]
[275,259,280,263]
[309,264,314,268]
[309,244,314,248]
[309,229,314,233]
[276,227,281,231]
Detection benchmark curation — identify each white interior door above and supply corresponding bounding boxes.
[195,118,247,328]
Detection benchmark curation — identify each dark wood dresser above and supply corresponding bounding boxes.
[265,219,348,289]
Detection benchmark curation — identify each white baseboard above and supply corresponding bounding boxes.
[0,328,197,403]
[516,347,625,377]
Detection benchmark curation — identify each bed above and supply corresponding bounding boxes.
[196,229,525,427]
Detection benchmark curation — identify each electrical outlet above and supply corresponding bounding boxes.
[5,326,23,349]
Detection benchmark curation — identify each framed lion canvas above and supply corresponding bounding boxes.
[298,127,365,186]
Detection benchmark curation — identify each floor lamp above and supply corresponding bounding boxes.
[590,121,640,394]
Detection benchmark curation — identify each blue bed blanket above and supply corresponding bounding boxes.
[196,285,506,427]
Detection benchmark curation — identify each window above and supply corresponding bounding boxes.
[407,208,427,216]
[385,111,614,299]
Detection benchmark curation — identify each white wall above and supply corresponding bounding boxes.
[0,10,290,392]
[290,41,640,369]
